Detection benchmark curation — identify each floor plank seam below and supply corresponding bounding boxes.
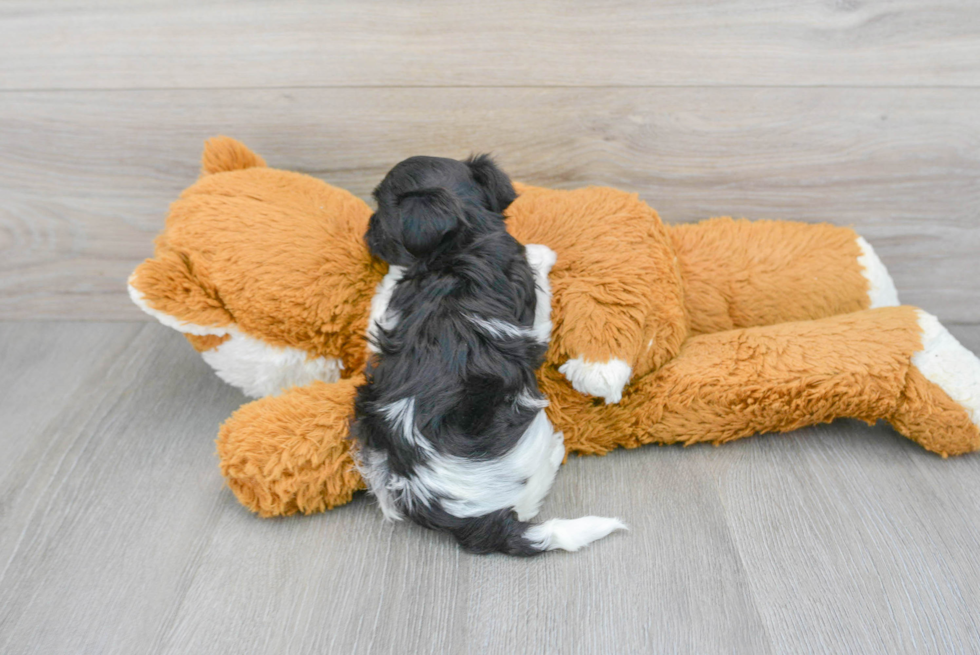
[149,493,231,655]
[711,469,779,655]
[2,83,980,93]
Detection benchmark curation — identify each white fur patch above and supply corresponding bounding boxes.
[431,408,565,522]
[129,278,343,398]
[558,357,632,404]
[856,236,900,308]
[525,516,627,552]
[201,331,344,398]
[508,411,568,522]
[912,310,980,427]
[468,315,536,339]
[356,449,405,521]
[366,265,406,354]
[515,387,550,410]
[381,397,434,453]
[525,244,557,344]
[357,408,566,522]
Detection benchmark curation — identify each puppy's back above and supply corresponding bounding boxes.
[354,155,625,555]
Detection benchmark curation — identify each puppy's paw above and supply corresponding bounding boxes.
[558,357,632,404]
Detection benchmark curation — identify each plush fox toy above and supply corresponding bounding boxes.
[129,137,980,517]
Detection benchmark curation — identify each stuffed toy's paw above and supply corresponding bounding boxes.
[557,358,633,404]
[216,377,365,516]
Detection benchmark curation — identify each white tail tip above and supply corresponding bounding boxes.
[525,516,627,552]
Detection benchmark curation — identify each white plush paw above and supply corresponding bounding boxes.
[856,236,900,308]
[912,310,980,426]
[558,357,632,404]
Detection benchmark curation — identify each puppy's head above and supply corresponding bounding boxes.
[366,154,516,266]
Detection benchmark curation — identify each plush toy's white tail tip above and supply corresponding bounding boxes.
[525,516,627,552]
[856,236,900,308]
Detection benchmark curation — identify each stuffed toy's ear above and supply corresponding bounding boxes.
[200,136,267,176]
[397,187,465,259]
[128,250,233,334]
[466,153,517,214]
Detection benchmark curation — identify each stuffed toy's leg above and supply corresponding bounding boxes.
[553,306,980,458]
[669,218,899,335]
[216,376,364,516]
[218,306,979,517]
[509,185,689,404]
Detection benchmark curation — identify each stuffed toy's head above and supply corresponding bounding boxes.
[128,137,386,397]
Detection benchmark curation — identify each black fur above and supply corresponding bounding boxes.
[354,155,552,556]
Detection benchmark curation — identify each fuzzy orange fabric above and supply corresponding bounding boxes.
[671,217,870,334]
[217,376,366,516]
[184,333,230,352]
[508,183,687,377]
[130,137,980,517]
[218,306,979,516]
[134,143,385,373]
[554,306,975,455]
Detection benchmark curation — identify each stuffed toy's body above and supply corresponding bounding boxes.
[129,137,980,517]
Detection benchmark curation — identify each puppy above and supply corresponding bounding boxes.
[353,154,625,555]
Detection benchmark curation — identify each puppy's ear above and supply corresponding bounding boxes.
[466,154,517,214]
[397,188,465,259]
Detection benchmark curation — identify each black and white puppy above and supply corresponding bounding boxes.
[353,154,625,556]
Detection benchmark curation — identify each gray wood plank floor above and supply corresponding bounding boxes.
[2,320,980,654]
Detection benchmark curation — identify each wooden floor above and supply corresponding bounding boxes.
[2,320,980,654]
[3,1,980,653]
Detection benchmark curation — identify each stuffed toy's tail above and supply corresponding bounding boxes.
[201,136,267,176]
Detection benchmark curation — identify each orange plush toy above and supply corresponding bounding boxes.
[130,137,980,517]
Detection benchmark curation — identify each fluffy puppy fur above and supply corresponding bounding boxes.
[354,154,624,556]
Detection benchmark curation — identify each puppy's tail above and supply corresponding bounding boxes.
[452,510,627,556]
[523,516,628,554]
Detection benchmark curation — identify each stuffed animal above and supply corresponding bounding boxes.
[129,137,980,517]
